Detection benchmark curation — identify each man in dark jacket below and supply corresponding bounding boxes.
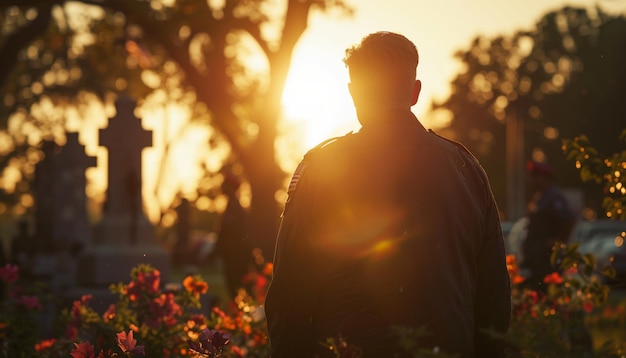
[265,31,511,357]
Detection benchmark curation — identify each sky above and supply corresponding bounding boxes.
[280,0,626,152]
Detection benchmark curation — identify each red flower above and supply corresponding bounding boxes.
[543,272,563,285]
[583,302,594,313]
[117,330,145,355]
[0,264,18,283]
[18,295,42,310]
[139,269,161,294]
[124,269,161,301]
[147,293,182,328]
[34,339,56,351]
[65,326,78,340]
[71,342,95,358]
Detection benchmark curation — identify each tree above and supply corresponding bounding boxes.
[433,6,626,219]
[0,0,352,260]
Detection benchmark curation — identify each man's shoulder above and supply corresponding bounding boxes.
[303,131,357,159]
[426,130,478,161]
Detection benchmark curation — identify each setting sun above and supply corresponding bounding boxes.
[281,45,358,152]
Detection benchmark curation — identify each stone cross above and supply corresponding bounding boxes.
[34,133,96,252]
[98,96,153,245]
[34,141,57,253]
[54,132,97,250]
[77,96,169,288]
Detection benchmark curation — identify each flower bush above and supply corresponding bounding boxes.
[499,242,625,357]
[0,263,50,358]
[55,263,271,357]
[1,243,625,357]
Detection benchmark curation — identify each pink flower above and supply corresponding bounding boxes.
[71,342,95,358]
[117,330,145,355]
[18,295,42,310]
[0,264,18,283]
[103,304,116,322]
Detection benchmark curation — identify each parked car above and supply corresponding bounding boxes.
[569,219,626,285]
[569,219,626,246]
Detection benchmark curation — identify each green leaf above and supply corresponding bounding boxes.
[601,265,616,279]
[583,253,596,270]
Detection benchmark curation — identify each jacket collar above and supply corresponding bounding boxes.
[358,109,426,136]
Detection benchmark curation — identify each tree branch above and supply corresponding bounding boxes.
[0,1,55,88]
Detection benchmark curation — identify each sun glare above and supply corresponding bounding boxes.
[281,48,359,155]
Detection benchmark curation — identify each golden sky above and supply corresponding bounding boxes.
[281,0,626,150]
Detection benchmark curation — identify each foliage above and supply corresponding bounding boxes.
[498,243,624,357]
[50,263,270,357]
[563,130,626,220]
[434,6,626,214]
[0,263,53,358]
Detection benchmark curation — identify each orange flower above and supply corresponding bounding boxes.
[506,255,516,266]
[543,272,563,285]
[183,276,209,297]
[262,263,274,276]
[35,339,56,351]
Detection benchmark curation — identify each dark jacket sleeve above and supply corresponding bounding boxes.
[471,160,511,357]
[265,160,319,357]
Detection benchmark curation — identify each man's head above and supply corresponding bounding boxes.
[526,161,556,192]
[343,31,421,123]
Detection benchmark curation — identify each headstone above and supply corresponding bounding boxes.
[77,96,170,287]
[172,198,191,265]
[34,141,57,253]
[54,132,97,250]
[34,133,96,252]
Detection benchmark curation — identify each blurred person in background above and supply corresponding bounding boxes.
[521,161,576,292]
[209,173,254,300]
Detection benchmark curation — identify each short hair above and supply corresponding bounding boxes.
[343,32,419,97]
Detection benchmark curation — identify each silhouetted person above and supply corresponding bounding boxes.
[265,32,511,357]
[211,174,253,300]
[521,161,576,292]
